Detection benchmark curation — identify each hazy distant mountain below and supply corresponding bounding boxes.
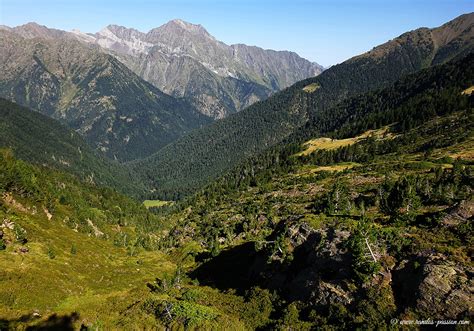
[0,28,210,161]
[75,19,324,118]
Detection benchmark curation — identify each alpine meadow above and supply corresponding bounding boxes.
[0,2,473,330]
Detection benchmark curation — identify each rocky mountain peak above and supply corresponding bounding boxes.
[12,22,67,39]
[94,24,151,55]
[146,18,214,42]
[168,19,210,35]
[431,12,474,46]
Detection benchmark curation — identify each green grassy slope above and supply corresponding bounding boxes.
[0,150,265,330]
[0,149,171,328]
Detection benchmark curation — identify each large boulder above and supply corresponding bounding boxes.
[415,255,473,319]
[441,199,474,227]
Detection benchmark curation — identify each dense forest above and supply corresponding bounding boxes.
[164,53,474,205]
[0,98,144,197]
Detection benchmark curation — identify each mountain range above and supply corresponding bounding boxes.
[2,20,323,120]
[0,28,210,161]
[74,19,324,118]
[0,20,323,161]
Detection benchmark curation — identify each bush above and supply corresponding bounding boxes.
[169,300,219,327]
[47,247,56,259]
[13,224,27,244]
[241,287,274,329]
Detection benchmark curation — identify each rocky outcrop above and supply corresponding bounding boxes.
[282,225,353,303]
[415,255,473,319]
[193,214,473,321]
[392,253,473,320]
[441,199,474,226]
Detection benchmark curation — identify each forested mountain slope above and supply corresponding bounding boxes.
[0,29,210,161]
[195,53,474,197]
[132,13,474,200]
[0,98,143,196]
[80,20,323,118]
[145,52,473,329]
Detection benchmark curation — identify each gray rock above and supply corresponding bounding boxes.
[441,199,474,227]
[415,255,473,319]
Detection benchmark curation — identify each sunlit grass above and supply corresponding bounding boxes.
[143,200,173,208]
[302,83,321,93]
[297,126,394,156]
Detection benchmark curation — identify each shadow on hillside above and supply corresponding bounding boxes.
[190,242,261,293]
[0,312,79,331]
[391,258,426,314]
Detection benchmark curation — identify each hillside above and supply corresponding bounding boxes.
[132,14,474,200]
[0,29,210,161]
[145,58,473,328]
[0,150,305,330]
[0,98,142,196]
[0,149,177,329]
[3,92,471,329]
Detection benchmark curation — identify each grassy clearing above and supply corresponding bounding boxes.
[434,136,474,161]
[143,200,173,208]
[296,162,360,176]
[297,126,394,156]
[302,83,321,93]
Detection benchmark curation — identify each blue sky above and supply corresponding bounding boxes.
[1,0,472,66]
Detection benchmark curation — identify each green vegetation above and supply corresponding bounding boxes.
[136,53,473,329]
[0,98,144,197]
[155,106,473,329]
[297,126,393,156]
[0,149,178,328]
[302,82,320,93]
[131,17,474,200]
[143,200,173,209]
